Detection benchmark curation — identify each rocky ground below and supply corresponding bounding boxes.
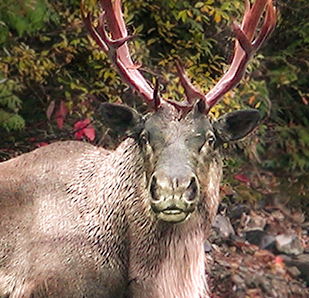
[208,179,309,297]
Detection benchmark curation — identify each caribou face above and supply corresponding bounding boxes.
[101,101,260,223]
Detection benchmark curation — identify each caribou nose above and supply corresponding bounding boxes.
[149,170,200,222]
[150,170,199,203]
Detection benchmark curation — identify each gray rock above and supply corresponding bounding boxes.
[213,214,235,238]
[275,234,304,255]
[245,229,276,250]
[281,254,309,284]
[245,229,276,249]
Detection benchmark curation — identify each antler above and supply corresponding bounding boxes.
[173,0,276,113]
[81,0,156,109]
[82,0,276,113]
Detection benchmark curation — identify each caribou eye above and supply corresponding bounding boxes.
[187,133,206,152]
[207,133,216,148]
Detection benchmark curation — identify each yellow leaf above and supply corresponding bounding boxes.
[223,95,230,105]
[248,95,256,105]
[214,11,221,23]
[187,10,193,18]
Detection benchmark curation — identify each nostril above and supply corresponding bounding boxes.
[184,177,199,201]
[150,175,159,201]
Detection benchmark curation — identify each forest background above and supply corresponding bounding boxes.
[0,0,308,211]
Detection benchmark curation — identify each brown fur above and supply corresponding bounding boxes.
[0,132,220,297]
[0,102,259,298]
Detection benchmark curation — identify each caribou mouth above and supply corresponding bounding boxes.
[163,209,182,215]
[157,207,189,223]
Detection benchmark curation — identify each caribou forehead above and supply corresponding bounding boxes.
[144,102,214,151]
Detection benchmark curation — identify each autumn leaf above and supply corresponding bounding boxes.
[46,100,55,120]
[214,10,221,23]
[30,138,48,147]
[234,173,250,186]
[35,142,49,147]
[74,119,96,141]
[56,101,68,129]
[248,95,256,105]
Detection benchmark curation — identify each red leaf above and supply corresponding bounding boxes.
[35,142,49,148]
[83,126,96,141]
[56,101,68,129]
[75,129,84,141]
[234,173,250,185]
[74,119,96,141]
[274,255,283,265]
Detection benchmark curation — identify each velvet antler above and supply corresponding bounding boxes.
[173,0,276,113]
[82,0,276,113]
[81,0,155,109]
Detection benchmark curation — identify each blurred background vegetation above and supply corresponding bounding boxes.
[0,0,308,207]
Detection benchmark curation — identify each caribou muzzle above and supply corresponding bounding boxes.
[149,167,199,223]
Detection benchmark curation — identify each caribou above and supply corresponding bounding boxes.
[0,0,276,297]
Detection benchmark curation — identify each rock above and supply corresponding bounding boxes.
[281,254,309,284]
[229,204,250,220]
[270,210,285,221]
[275,234,304,255]
[213,214,235,238]
[240,211,266,231]
[286,266,301,278]
[245,229,276,250]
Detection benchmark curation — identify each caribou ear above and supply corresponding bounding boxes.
[213,109,260,142]
[100,103,143,136]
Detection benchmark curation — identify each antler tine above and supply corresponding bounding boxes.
[81,0,156,108]
[82,0,275,114]
[175,59,206,105]
[172,0,276,113]
[205,0,276,112]
[252,0,277,51]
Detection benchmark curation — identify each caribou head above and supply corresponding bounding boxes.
[81,0,276,224]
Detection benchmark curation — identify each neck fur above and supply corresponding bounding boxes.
[156,228,207,298]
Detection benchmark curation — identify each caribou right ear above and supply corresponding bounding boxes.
[100,102,144,136]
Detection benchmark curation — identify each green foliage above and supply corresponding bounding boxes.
[256,0,309,172]
[0,0,308,174]
[124,0,242,80]
[0,111,25,132]
[0,0,56,43]
[262,125,309,171]
[0,0,109,132]
[0,77,25,131]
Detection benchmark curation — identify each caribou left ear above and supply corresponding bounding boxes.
[100,102,144,136]
[213,109,260,142]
